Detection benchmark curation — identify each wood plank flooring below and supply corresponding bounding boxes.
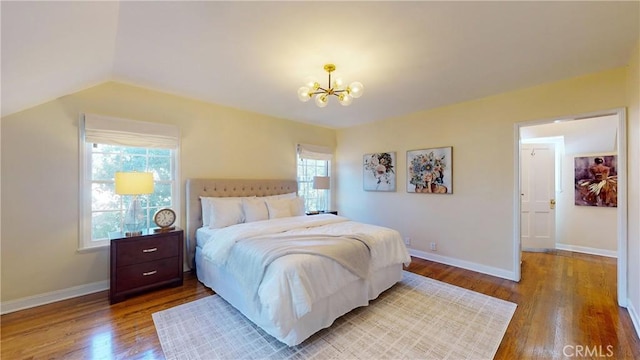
[2,251,639,359]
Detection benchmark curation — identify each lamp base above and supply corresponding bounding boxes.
[125,230,143,237]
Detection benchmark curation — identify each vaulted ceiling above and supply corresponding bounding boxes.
[2,1,638,128]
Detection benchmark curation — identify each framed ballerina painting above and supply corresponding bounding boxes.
[574,154,617,207]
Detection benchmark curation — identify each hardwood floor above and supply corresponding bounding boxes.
[2,251,639,359]
[407,251,639,359]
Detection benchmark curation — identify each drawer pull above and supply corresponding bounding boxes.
[142,248,158,253]
[142,270,157,276]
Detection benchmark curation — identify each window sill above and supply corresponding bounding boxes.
[77,244,109,253]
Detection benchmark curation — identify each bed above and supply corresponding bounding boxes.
[186,178,411,346]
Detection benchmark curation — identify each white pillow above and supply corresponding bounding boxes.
[266,198,293,219]
[200,196,213,226]
[201,196,253,226]
[207,198,245,229]
[290,196,306,216]
[264,192,297,200]
[242,198,269,222]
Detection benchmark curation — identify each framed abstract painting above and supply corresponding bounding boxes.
[407,147,452,194]
[363,152,396,191]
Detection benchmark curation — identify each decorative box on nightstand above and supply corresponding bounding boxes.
[109,228,184,304]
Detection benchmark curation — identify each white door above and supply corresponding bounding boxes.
[521,143,556,251]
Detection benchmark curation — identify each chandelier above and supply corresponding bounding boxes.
[297,64,364,107]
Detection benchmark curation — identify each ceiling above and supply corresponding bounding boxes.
[2,1,638,129]
[521,114,618,155]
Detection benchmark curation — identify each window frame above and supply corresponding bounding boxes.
[78,114,180,251]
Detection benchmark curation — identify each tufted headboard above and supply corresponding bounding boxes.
[185,178,298,269]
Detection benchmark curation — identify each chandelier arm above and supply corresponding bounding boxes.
[310,87,331,96]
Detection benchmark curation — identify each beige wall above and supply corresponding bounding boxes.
[0,81,335,302]
[557,151,617,253]
[336,67,629,277]
[626,41,640,329]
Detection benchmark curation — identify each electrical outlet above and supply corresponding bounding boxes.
[404,237,411,246]
[430,242,437,251]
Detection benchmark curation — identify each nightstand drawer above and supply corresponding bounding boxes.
[116,234,180,267]
[115,257,181,293]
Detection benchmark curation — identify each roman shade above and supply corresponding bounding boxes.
[297,143,333,161]
[83,113,180,149]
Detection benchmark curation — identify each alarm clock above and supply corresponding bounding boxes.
[153,208,176,231]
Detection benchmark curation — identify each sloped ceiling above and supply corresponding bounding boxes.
[2,1,638,128]
[521,115,618,155]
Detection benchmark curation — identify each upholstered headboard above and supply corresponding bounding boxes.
[185,178,298,269]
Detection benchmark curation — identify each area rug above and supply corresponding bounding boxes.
[152,271,516,359]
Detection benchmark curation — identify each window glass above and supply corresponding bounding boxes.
[297,156,330,211]
[81,142,177,249]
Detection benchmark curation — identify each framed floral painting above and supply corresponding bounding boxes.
[363,152,396,191]
[407,147,452,194]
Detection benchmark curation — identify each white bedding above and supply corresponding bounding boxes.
[196,214,411,345]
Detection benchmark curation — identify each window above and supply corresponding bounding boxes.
[79,114,180,250]
[296,144,333,212]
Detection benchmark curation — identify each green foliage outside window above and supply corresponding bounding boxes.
[90,144,174,241]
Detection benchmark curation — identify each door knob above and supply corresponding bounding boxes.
[550,199,556,209]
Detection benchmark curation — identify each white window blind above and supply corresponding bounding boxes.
[84,113,180,149]
[297,143,333,161]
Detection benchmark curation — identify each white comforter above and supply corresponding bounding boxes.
[200,214,411,331]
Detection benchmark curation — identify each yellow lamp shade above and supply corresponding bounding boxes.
[115,172,154,195]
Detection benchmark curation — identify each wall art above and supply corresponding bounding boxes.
[574,154,617,207]
[363,152,396,191]
[407,147,452,194]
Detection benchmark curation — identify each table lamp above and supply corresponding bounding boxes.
[115,172,154,237]
[312,176,330,212]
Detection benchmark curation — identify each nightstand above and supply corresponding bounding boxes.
[109,228,184,304]
[306,210,338,215]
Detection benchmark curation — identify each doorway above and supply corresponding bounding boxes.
[513,108,628,307]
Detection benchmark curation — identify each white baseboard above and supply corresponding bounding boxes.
[408,248,518,281]
[1,280,109,315]
[627,299,640,340]
[1,267,194,315]
[555,243,617,258]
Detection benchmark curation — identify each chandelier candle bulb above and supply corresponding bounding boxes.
[297,87,311,102]
[298,63,363,107]
[348,81,364,98]
[315,93,328,107]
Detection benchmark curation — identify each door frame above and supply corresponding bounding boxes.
[512,107,627,307]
